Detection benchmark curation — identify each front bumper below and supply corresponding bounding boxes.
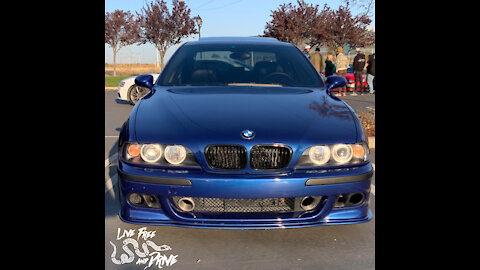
[116,85,129,101]
[117,161,374,229]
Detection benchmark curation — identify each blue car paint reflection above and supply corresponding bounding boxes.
[117,37,373,229]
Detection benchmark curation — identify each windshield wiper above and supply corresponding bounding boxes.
[227,83,282,87]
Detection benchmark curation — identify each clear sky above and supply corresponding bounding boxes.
[105,0,375,64]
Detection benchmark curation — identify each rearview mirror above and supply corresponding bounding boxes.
[135,74,154,90]
[326,75,347,91]
[230,51,251,61]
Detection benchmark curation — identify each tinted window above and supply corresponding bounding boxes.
[158,44,324,87]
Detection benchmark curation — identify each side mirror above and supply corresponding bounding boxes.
[134,74,154,90]
[326,75,347,91]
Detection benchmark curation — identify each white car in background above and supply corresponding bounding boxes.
[116,73,160,104]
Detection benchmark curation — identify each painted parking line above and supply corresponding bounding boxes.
[105,153,118,168]
[105,153,118,197]
[105,172,117,197]
[105,135,119,138]
[105,153,119,197]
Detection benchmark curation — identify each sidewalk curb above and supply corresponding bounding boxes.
[105,87,117,91]
[368,137,375,149]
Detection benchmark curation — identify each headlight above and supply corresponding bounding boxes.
[308,145,330,165]
[122,142,199,167]
[140,144,162,163]
[331,144,353,163]
[296,143,368,168]
[164,145,187,165]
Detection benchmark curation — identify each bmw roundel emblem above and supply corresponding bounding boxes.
[241,130,255,139]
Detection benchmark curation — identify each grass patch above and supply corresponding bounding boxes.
[105,76,130,87]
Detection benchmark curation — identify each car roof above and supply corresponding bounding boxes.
[184,36,292,47]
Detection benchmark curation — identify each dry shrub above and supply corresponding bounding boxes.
[357,109,375,137]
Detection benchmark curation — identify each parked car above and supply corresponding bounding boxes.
[116,73,160,104]
[345,64,368,92]
[118,37,373,229]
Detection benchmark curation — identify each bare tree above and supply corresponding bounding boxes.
[323,2,372,54]
[310,4,331,48]
[264,0,319,48]
[343,0,375,17]
[105,10,141,76]
[137,0,197,68]
[264,0,373,53]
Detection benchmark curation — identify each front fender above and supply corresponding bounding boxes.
[118,102,141,152]
[342,102,366,143]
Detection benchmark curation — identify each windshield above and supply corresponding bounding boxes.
[158,44,324,87]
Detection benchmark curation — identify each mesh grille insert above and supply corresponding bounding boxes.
[250,145,292,170]
[205,145,247,170]
[172,197,298,213]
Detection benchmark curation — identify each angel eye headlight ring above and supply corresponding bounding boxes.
[164,145,187,165]
[140,144,162,163]
[308,145,331,165]
[331,144,353,163]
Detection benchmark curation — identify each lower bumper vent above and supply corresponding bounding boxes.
[171,196,323,213]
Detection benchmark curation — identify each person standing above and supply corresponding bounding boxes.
[352,48,366,96]
[324,53,336,77]
[335,46,349,96]
[303,45,311,59]
[366,53,375,94]
[311,47,323,73]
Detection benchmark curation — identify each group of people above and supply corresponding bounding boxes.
[303,45,375,96]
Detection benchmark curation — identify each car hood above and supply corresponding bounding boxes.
[133,86,358,146]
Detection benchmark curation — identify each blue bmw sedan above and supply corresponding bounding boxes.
[117,37,373,229]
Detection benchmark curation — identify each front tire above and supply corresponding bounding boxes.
[128,84,149,105]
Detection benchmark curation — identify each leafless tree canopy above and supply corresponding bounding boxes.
[137,0,197,68]
[105,10,141,75]
[344,0,375,17]
[325,2,372,53]
[264,0,374,53]
[264,0,320,47]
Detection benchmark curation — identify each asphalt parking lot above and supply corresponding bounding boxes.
[105,90,375,270]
